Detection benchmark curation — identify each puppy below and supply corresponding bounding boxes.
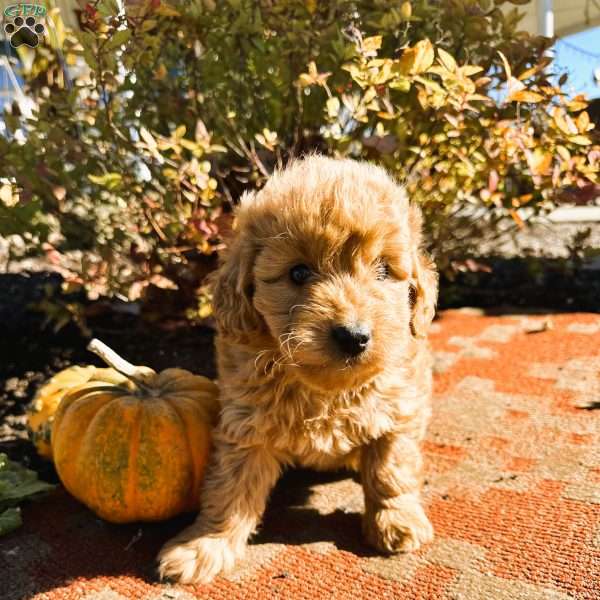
[158,155,438,583]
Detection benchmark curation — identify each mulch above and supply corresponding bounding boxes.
[1,308,599,600]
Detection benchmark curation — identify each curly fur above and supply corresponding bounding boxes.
[158,155,438,583]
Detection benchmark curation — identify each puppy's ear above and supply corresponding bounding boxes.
[211,193,264,341]
[408,205,438,338]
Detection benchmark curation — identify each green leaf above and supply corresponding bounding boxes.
[141,20,158,33]
[0,453,55,509]
[0,453,54,535]
[414,75,445,94]
[97,0,120,17]
[389,77,411,92]
[82,49,98,71]
[106,29,132,52]
[155,3,181,17]
[0,200,50,239]
[0,508,22,536]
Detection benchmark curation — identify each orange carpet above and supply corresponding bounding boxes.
[2,310,599,600]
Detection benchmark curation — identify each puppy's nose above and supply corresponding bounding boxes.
[331,323,371,357]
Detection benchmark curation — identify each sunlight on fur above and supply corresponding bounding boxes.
[158,155,438,584]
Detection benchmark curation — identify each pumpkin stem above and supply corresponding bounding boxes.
[87,339,154,390]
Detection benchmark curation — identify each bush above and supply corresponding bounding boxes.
[0,0,597,318]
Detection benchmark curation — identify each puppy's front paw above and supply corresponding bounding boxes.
[158,531,238,584]
[363,497,433,553]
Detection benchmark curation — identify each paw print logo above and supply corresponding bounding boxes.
[4,16,45,48]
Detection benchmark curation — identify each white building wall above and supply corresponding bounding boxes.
[517,0,600,36]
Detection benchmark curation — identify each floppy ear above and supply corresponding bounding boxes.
[210,194,264,341]
[408,205,438,338]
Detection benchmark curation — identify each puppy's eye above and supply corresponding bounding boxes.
[376,260,391,281]
[289,264,313,285]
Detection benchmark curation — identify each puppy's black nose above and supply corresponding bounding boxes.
[331,324,371,357]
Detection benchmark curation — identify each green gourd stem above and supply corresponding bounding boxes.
[87,338,154,392]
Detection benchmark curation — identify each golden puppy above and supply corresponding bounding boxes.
[158,155,438,583]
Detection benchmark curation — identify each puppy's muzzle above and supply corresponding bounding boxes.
[331,323,371,357]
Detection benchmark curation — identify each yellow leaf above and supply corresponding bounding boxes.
[517,57,552,81]
[198,302,213,319]
[508,90,544,103]
[88,173,122,189]
[180,139,199,152]
[556,145,571,161]
[255,128,278,150]
[576,111,590,132]
[437,48,456,72]
[414,39,435,73]
[400,1,412,19]
[469,93,491,103]
[326,96,340,118]
[497,50,512,81]
[363,87,378,104]
[444,113,459,128]
[298,61,331,87]
[140,127,157,149]
[506,76,525,97]
[255,133,267,147]
[528,149,552,176]
[149,274,178,290]
[155,3,181,17]
[567,101,588,112]
[397,51,415,76]
[298,73,315,88]
[362,36,383,55]
[567,96,588,112]
[461,65,484,77]
[305,0,317,14]
[417,87,428,109]
[154,64,167,80]
[569,135,592,146]
[0,183,17,207]
[553,108,578,135]
[399,39,435,75]
[263,128,278,144]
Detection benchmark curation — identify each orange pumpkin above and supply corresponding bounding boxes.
[27,365,127,460]
[51,339,219,523]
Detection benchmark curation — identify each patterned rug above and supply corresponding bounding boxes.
[2,310,599,600]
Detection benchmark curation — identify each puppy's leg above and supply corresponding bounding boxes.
[361,433,433,553]
[158,439,281,584]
